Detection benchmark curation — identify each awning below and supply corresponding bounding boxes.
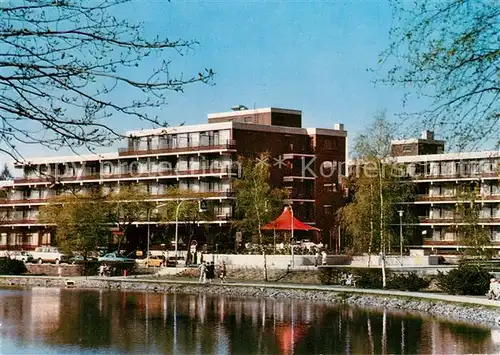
[261,207,320,231]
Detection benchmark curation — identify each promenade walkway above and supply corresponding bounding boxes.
[94,275,500,308]
[2,274,499,308]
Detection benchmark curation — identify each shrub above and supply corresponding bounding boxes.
[355,268,384,289]
[0,258,28,275]
[387,272,430,292]
[437,265,491,295]
[318,267,344,285]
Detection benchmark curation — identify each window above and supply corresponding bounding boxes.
[243,116,253,123]
[323,205,333,216]
[403,145,413,152]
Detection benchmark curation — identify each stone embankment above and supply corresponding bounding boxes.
[2,275,500,327]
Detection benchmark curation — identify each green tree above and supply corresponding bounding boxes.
[0,164,12,180]
[455,182,492,259]
[233,153,288,281]
[380,0,499,149]
[155,187,214,256]
[339,113,415,287]
[1,1,214,160]
[39,190,111,259]
[108,184,154,249]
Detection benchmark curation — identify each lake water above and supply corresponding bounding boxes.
[0,287,499,354]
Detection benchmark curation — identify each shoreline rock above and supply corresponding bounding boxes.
[1,276,500,327]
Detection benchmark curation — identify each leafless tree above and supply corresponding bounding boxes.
[0,0,214,160]
[379,0,499,149]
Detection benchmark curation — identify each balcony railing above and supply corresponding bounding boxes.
[416,194,500,202]
[0,190,235,206]
[419,216,500,224]
[1,213,232,226]
[413,171,499,180]
[13,166,239,184]
[118,140,237,156]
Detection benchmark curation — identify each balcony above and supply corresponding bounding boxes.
[13,166,239,185]
[422,240,500,247]
[415,194,500,203]
[2,219,48,226]
[413,171,499,181]
[118,140,237,157]
[419,216,500,224]
[0,190,235,207]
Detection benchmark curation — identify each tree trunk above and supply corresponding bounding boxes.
[378,160,387,288]
[368,183,374,267]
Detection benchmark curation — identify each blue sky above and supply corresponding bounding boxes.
[8,0,423,168]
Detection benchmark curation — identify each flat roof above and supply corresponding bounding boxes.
[14,152,119,167]
[207,107,301,119]
[393,150,500,163]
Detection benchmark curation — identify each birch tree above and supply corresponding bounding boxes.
[233,153,288,281]
[339,113,415,287]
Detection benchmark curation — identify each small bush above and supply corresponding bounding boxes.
[387,272,430,292]
[0,258,28,275]
[355,268,384,289]
[437,265,491,295]
[318,267,344,285]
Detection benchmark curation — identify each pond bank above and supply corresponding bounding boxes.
[1,275,500,327]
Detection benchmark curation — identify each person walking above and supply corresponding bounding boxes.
[198,261,207,284]
[321,250,327,266]
[207,261,215,283]
[314,249,320,267]
[219,260,227,283]
[99,264,105,277]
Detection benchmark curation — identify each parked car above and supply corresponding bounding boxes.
[136,255,165,267]
[166,256,186,267]
[31,247,70,264]
[147,255,165,267]
[98,252,135,264]
[9,251,34,263]
[69,254,98,264]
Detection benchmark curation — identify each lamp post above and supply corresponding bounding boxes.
[398,210,404,267]
[289,204,295,269]
[174,199,187,266]
[148,202,174,266]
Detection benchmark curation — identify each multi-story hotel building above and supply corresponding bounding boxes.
[391,131,500,253]
[0,107,347,251]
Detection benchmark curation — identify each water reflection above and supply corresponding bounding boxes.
[0,287,499,354]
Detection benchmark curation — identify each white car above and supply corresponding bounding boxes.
[9,251,34,263]
[30,247,69,264]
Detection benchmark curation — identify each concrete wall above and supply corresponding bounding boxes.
[200,253,438,269]
[350,255,440,267]
[202,254,350,269]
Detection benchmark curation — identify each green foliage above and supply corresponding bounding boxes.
[318,267,344,285]
[318,268,429,291]
[355,269,384,289]
[108,184,155,247]
[455,182,492,258]
[386,272,430,292]
[380,0,499,148]
[0,164,12,180]
[233,153,288,243]
[39,189,112,258]
[437,265,491,295]
[318,267,384,289]
[0,259,28,275]
[339,113,416,255]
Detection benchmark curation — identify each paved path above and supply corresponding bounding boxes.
[85,275,500,308]
[2,274,499,308]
